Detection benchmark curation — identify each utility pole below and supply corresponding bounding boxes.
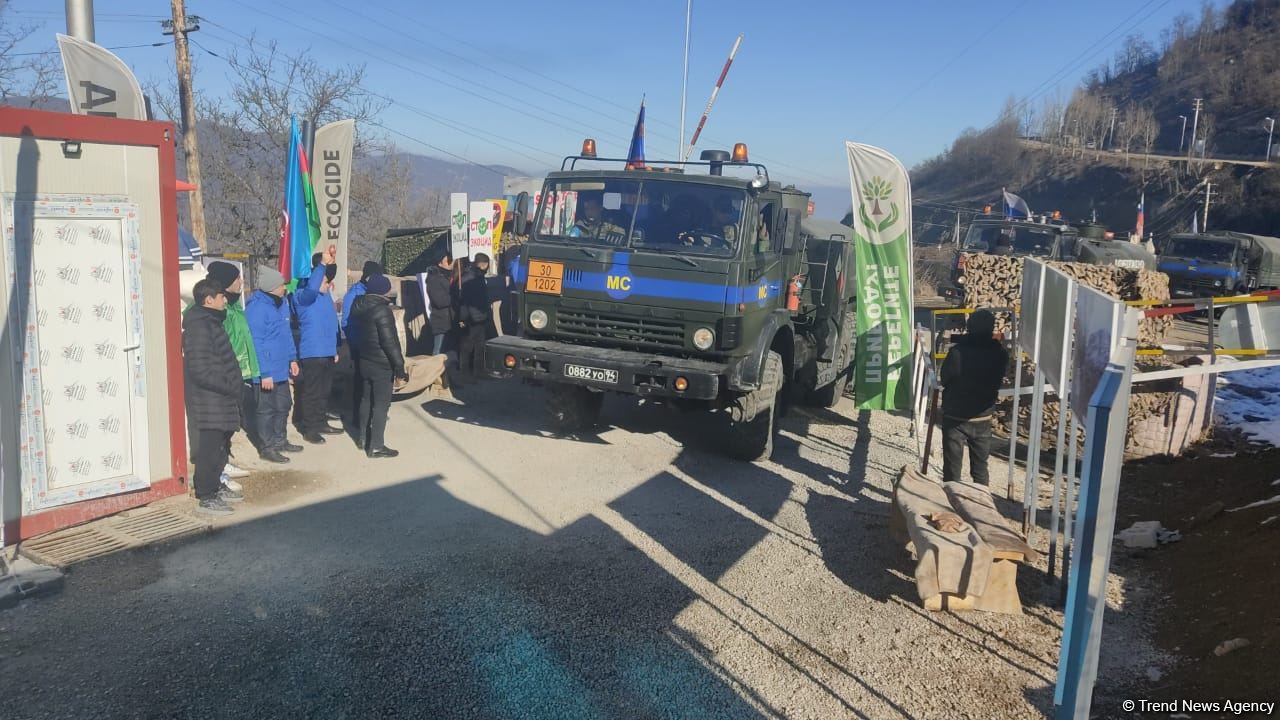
[167,0,208,252]
[1178,115,1187,153]
[1189,98,1203,158]
[1202,181,1215,233]
[1107,107,1118,149]
[64,0,95,41]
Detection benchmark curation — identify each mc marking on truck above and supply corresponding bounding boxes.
[606,275,632,292]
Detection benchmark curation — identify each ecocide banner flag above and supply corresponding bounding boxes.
[313,120,355,297]
[846,141,914,410]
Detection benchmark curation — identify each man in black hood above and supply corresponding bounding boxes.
[349,274,408,458]
[939,309,1009,485]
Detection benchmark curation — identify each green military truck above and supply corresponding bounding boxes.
[484,145,857,460]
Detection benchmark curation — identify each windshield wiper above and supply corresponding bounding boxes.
[578,247,599,260]
[672,255,700,268]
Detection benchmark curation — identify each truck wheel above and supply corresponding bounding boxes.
[546,383,602,432]
[725,350,783,462]
[808,335,851,409]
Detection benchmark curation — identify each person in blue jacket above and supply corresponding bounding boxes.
[342,260,383,423]
[246,266,301,464]
[294,249,344,445]
[341,260,383,335]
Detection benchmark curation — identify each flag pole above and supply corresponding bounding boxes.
[679,0,691,160]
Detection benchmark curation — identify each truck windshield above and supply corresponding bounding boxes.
[1165,237,1235,263]
[964,224,1055,257]
[535,178,744,258]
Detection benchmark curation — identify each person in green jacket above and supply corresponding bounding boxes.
[186,261,261,483]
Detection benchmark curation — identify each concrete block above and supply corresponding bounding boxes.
[1117,520,1162,549]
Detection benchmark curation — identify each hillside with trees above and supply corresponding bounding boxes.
[910,0,1280,244]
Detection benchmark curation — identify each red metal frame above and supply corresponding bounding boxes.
[1,109,187,543]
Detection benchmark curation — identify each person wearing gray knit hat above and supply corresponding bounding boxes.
[255,266,286,293]
[246,264,300,463]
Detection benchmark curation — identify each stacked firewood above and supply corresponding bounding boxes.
[993,391,1176,452]
[959,254,1171,344]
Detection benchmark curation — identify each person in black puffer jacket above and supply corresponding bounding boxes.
[183,279,244,514]
[457,253,492,381]
[425,248,455,355]
[939,309,1010,485]
[348,274,407,458]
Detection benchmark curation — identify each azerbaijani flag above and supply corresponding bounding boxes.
[278,116,322,283]
[626,99,645,170]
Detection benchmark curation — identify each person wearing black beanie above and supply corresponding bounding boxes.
[347,273,406,458]
[341,260,386,424]
[939,309,1009,485]
[187,260,258,484]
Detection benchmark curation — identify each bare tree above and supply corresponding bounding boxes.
[1114,33,1156,75]
[154,36,433,266]
[0,10,60,103]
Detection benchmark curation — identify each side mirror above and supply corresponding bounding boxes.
[514,192,530,236]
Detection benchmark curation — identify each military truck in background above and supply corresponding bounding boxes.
[1158,231,1280,297]
[484,143,857,461]
[946,216,1157,297]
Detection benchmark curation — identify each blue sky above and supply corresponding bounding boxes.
[7,0,1205,200]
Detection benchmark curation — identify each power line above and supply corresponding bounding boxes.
[8,41,170,57]
[220,0,636,149]
[319,0,641,133]
[865,0,1033,131]
[289,0,849,187]
[1004,0,1174,128]
[185,32,516,178]
[195,27,562,167]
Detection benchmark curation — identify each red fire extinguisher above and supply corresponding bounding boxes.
[787,274,803,312]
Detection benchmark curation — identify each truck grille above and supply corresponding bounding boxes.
[556,310,686,351]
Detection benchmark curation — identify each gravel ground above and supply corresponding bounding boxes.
[0,379,1155,719]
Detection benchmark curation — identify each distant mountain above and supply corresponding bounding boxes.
[395,153,528,200]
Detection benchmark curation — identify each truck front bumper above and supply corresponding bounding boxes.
[485,336,724,401]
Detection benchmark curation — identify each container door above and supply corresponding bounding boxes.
[8,198,149,511]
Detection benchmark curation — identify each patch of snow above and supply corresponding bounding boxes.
[1209,452,1237,458]
[1214,365,1280,447]
[1226,494,1280,512]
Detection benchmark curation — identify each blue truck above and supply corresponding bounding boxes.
[1158,231,1280,297]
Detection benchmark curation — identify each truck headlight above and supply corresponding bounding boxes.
[1214,280,1223,287]
[957,276,965,285]
[692,327,715,351]
[529,309,549,330]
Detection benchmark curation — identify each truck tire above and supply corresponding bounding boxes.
[808,334,851,408]
[725,350,783,462]
[546,383,603,433]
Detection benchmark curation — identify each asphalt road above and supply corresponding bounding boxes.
[0,379,1074,719]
